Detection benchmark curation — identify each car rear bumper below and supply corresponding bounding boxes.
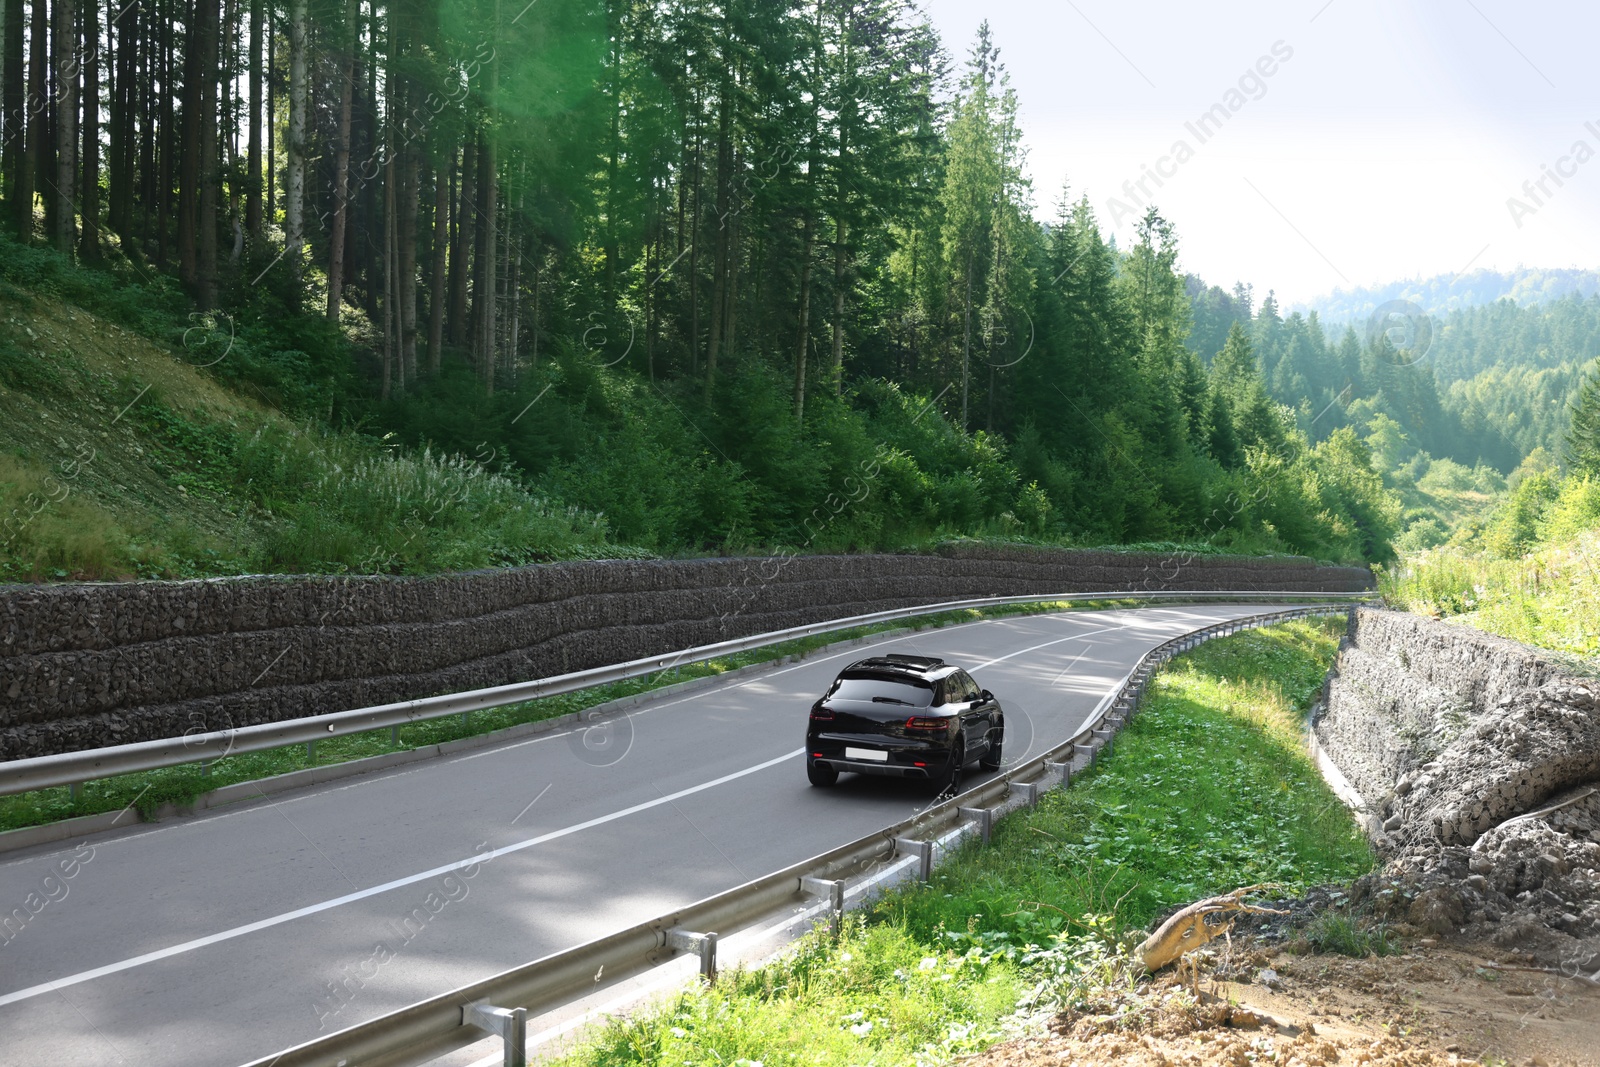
[811,757,933,778]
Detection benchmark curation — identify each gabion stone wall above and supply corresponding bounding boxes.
[1319,613,1600,965]
[0,546,1370,759]
[1314,607,1570,814]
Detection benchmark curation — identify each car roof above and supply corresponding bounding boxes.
[838,654,958,680]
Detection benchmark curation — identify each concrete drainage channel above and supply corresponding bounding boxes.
[243,605,1349,1067]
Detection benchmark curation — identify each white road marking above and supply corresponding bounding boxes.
[968,624,1122,671]
[0,604,1267,1012]
[0,747,805,1008]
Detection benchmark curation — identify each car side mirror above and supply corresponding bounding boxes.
[981,689,993,702]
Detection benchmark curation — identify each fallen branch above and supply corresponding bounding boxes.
[1136,884,1288,973]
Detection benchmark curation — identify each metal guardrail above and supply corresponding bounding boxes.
[0,589,1373,798]
[240,604,1353,1067]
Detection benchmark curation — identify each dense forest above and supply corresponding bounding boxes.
[1298,268,1600,326]
[1190,284,1600,473]
[4,0,1564,575]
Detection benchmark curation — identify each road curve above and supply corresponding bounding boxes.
[0,603,1297,1066]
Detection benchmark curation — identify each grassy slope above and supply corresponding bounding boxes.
[1379,533,1600,673]
[0,294,270,578]
[0,288,622,580]
[550,618,1373,1067]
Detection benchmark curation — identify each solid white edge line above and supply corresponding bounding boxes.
[0,748,806,1009]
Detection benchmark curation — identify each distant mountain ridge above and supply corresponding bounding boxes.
[1296,268,1600,326]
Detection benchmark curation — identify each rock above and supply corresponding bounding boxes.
[1257,968,1284,991]
[1409,886,1466,935]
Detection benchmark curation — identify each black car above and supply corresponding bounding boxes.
[805,653,1003,792]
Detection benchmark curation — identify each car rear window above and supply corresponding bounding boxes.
[826,674,934,707]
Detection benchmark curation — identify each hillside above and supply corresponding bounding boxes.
[0,284,622,582]
[1296,266,1600,326]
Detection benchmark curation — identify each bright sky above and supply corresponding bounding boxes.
[917,0,1600,307]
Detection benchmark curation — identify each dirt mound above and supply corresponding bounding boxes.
[966,935,1600,1067]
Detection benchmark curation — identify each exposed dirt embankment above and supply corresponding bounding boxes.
[1315,608,1600,976]
[0,548,1369,759]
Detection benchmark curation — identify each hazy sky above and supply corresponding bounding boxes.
[916,0,1600,307]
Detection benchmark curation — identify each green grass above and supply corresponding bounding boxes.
[1300,912,1394,959]
[1377,533,1600,672]
[545,617,1373,1067]
[3,600,1153,835]
[558,918,1023,1067]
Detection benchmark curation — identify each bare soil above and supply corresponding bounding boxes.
[965,934,1600,1067]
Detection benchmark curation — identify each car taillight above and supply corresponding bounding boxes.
[905,717,948,731]
[810,708,834,721]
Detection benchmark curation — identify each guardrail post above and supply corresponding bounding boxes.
[463,1001,527,1067]
[894,837,933,881]
[801,876,846,939]
[1045,759,1071,786]
[1012,780,1040,806]
[69,782,81,802]
[306,740,316,763]
[957,806,993,844]
[665,928,718,983]
[390,725,400,746]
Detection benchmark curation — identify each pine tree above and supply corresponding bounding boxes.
[1567,359,1600,474]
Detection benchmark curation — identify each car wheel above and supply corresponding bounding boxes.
[807,757,839,787]
[979,727,1003,771]
[931,738,965,797]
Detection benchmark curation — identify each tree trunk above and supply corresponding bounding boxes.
[830,218,846,396]
[285,0,307,296]
[704,83,730,396]
[960,251,973,429]
[156,0,172,264]
[106,0,133,242]
[50,0,73,254]
[325,0,355,320]
[19,0,42,242]
[793,212,813,424]
[2,0,24,229]
[76,0,98,260]
[476,124,497,394]
[177,0,201,285]
[398,145,418,382]
[243,0,260,238]
[448,135,473,348]
[426,154,447,372]
[687,106,700,374]
[195,0,218,307]
[381,148,395,399]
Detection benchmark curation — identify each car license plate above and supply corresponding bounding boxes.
[845,747,888,762]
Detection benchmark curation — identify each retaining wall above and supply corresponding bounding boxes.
[0,546,1370,760]
[1315,608,1600,960]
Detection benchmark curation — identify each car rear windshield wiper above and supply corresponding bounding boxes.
[871,695,915,705]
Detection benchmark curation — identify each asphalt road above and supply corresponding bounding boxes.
[0,603,1298,1066]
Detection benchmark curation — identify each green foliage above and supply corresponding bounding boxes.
[1381,471,1600,668]
[1483,469,1560,558]
[1301,912,1394,959]
[1567,358,1600,474]
[555,918,1019,1067]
